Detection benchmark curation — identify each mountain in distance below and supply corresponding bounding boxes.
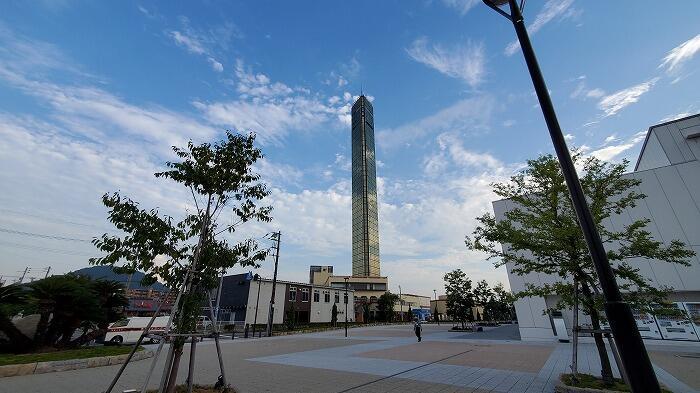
[72,265,168,292]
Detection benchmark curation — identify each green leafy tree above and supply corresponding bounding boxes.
[377,292,399,322]
[285,303,297,330]
[466,154,695,384]
[490,283,516,321]
[473,280,492,321]
[443,269,475,329]
[91,132,272,393]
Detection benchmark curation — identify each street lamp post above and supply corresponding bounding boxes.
[433,289,439,325]
[398,285,403,322]
[481,1,660,391]
[344,277,349,337]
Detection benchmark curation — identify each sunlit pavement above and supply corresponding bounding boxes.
[2,324,698,393]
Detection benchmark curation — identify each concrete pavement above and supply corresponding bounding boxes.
[1,323,698,393]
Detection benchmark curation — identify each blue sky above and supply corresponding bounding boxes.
[1,1,699,295]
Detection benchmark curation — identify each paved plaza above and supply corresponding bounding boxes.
[2,324,699,393]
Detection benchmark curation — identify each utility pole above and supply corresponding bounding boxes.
[266,231,281,337]
[44,267,51,279]
[18,267,29,283]
[214,269,225,323]
[253,274,262,337]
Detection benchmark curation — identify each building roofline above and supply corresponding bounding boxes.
[400,293,431,298]
[634,113,700,171]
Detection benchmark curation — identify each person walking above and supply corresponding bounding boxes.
[414,318,422,342]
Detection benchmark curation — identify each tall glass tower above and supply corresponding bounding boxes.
[351,95,380,277]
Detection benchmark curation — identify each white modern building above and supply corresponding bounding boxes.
[496,114,700,341]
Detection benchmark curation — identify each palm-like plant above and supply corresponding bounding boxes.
[0,283,34,352]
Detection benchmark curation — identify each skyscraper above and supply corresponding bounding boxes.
[351,95,380,277]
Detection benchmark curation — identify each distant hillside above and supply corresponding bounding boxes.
[71,266,169,292]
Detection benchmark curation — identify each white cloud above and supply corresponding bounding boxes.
[167,17,236,73]
[377,95,494,149]
[564,133,575,141]
[588,131,646,162]
[570,76,606,100]
[208,57,224,72]
[194,61,352,145]
[659,33,700,73]
[603,134,618,145]
[597,78,659,117]
[586,88,605,99]
[441,0,479,16]
[505,0,576,56]
[406,37,485,87]
[170,30,206,54]
[436,133,505,172]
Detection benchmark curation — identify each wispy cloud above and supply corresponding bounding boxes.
[659,33,700,74]
[194,60,353,145]
[570,76,606,100]
[167,17,237,72]
[377,95,495,149]
[407,37,485,87]
[505,0,576,56]
[441,0,480,16]
[597,78,659,117]
[587,131,647,162]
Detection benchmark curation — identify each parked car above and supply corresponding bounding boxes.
[197,315,213,330]
[105,316,169,344]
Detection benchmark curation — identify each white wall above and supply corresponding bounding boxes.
[244,280,286,325]
[311,288,354,323]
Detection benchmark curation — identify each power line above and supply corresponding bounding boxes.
[0,240,98,257]
[0,207,118,233]
[0,227,92,242]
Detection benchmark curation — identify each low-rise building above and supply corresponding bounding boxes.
[397,293,431,320]
[215,273,355,326]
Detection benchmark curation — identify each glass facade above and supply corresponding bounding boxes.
[351,96,380,277]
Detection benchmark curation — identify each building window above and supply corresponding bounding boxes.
[301,288,309,302]
[313,290,320,302]
[334,293,340,303]
[344,293,349,304]
[289,287,296,301]
[324,292,330,303]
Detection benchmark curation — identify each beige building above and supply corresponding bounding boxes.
[309,267,389,321]
[397,293,431,317]
[430,295,485,322]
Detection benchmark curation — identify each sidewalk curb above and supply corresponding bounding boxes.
[0,350,153,378]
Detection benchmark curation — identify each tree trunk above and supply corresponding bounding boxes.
[580,282,614,385]
[33,312,50,344]
[165,341,185,393]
